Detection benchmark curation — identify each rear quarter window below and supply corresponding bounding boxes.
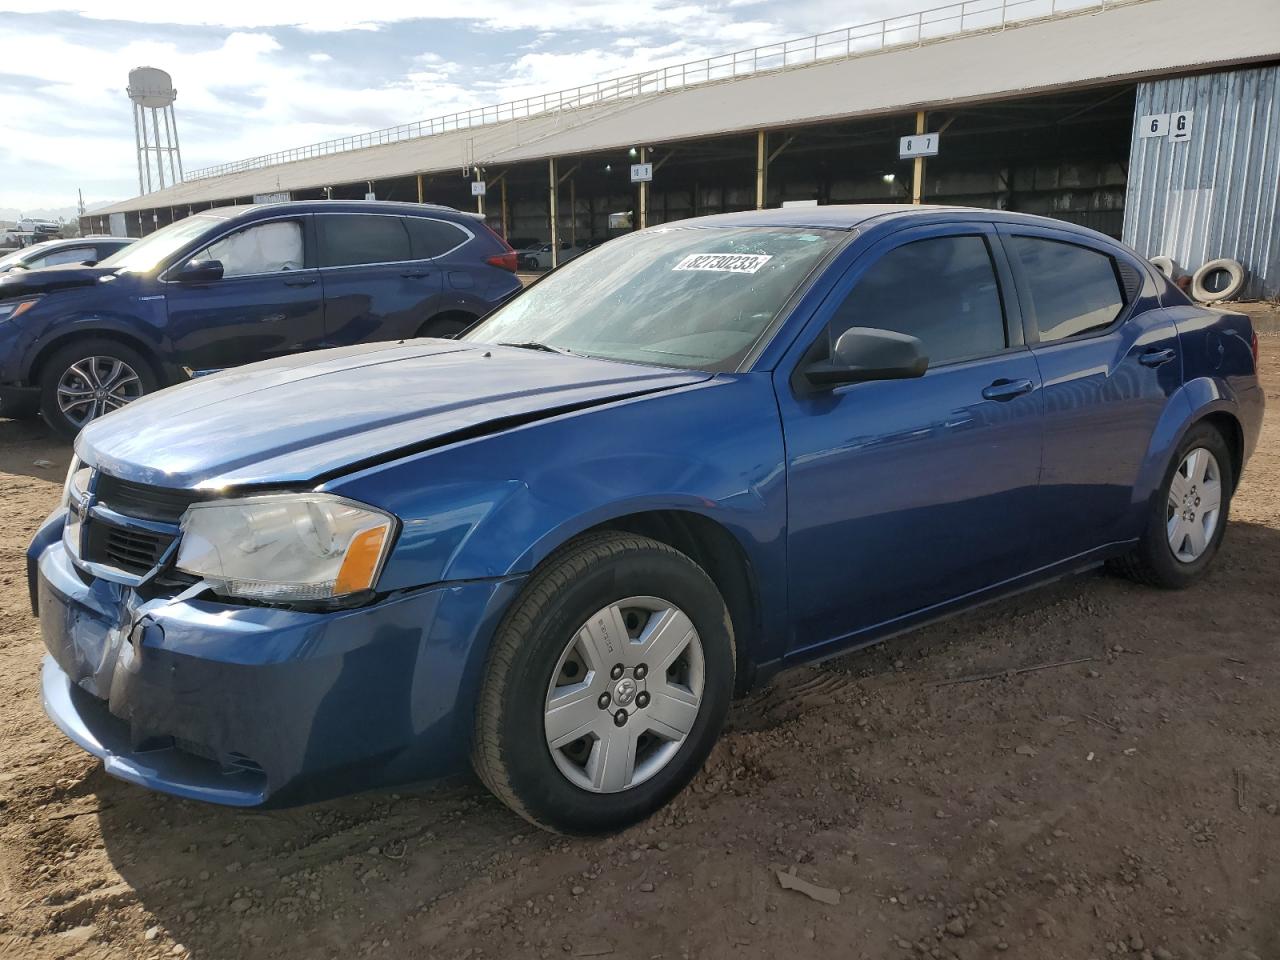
[406,218,470,258]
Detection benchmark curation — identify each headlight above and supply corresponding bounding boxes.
[0,298,40,321]
[60,457,92,558]
[175,494,395,603]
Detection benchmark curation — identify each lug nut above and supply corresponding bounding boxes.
[613,709,628,727]
[635,691,650,709]
[598,692,611,709]
[610,664,624,680]
[634,663,648,680]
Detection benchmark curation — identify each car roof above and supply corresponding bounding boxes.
[665,204,1116,240]
[203,200,475,222]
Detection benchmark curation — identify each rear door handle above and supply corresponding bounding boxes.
[283,277,317,287]
[982,378,1035,402]
[401,271,430,279]
[1139,347,1176,367]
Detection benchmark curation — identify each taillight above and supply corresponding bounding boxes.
[1250,328,1259,369]
[486,252,518,272]
[479,222,518,272]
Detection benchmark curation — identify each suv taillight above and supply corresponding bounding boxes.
[486,252,518,272]
[479,223,518,273]
[1250,328,1259,370]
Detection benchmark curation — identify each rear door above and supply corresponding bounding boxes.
[996,224,1179,563]
[316,213,444,345]
[163,215,326,372]
[775,222,1044,655]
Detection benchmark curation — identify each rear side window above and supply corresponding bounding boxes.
[406,217,469,258]
[317,214,411,267]
[1007,236,1125,342]
[830,235,1006,366]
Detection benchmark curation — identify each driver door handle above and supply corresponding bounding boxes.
[982,378,1035,402]
[283,277,317,287]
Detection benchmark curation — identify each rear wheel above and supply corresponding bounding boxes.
[39,339,158,439]
[473,532,735,834]
[1112,423,1233,588]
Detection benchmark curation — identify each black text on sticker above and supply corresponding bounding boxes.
[673,253,773,274]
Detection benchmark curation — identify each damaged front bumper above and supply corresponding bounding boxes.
[29,510,523,806]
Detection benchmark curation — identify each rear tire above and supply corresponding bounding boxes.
[472,531,735,835]
[1111,422,1233,589]
[38,339,159,440]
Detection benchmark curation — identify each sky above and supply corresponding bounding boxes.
[0,0,915,219]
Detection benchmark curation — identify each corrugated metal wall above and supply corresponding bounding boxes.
[1123,65,1280,300]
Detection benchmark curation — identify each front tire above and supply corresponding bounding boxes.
[473,532,735,834]
[1112,422,1234,588]
[39,339,158,439]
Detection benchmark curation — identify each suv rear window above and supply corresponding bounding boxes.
[317,214,411,267]
[1008,236,1125,342]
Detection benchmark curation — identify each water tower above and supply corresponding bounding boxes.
[127,67,183,194]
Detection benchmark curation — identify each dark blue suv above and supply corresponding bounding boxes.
[0,201,522,436]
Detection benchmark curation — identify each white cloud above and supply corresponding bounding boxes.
[0,1,900,208]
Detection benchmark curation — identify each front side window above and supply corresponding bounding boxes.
[195,220,304,278]
[463,225,844,371]
[35,246,95,268]
[1007,236,1125,342]
[829,235,1006,366]
[317,214,411,267]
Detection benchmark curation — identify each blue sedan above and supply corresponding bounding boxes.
[28,205,1264,833]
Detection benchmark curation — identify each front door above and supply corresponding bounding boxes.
[774,223,1044,657]
[164,215,325,372]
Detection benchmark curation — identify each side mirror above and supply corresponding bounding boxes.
[804,327,929,387]
[173,259,224,284]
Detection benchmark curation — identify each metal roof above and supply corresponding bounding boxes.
[96,0,1280,217]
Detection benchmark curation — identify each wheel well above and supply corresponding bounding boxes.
[1199,411,1244,491]
[417,310,479,338]
[29,330,164,389]
[587,510,761,697]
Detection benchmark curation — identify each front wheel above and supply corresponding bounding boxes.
[1112,422,1234,588]
[39,339,158,439]
[473,532,735,834]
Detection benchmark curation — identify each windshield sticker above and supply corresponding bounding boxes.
[673,252,772,274]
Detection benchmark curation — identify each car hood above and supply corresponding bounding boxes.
[0,264,118,297]
[79,340,711,489]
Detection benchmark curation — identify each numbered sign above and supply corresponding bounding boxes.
[630,163,653,183]
[471,181,487,196]
[899,134,939,159]
[1170,111,1194,142]
[1139,114,1170,138]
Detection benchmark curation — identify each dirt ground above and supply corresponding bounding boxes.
[1,305,1278,960]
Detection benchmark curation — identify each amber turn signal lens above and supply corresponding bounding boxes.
[334,525,391,594]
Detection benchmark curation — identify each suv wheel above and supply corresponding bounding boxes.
[39,339,158,439]
[473,531,735,834]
